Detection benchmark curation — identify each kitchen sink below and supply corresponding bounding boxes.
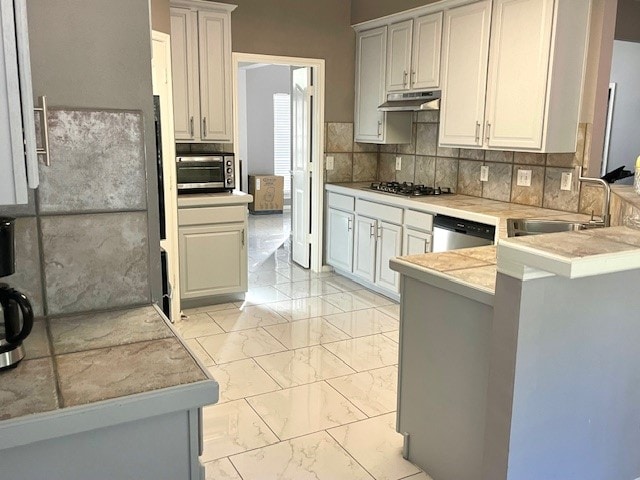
[506,218,592,237]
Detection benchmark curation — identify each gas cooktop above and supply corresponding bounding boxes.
[366,182,453,197]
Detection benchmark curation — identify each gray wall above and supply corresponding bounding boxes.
[245,65,290,177]
[607,40,640,180]
[0,0,161,311]
[151,0,171,34]
[615,0,640,43]
[486,271,640,480]
[217,0,354,123]
[350,0,439,24]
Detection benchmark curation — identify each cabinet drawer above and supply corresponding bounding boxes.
[404,209,434,231]
[178,206,246,226]
[327,192,355,211]
[356,199,403,224]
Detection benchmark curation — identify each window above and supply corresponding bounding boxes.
[273,93,291,199]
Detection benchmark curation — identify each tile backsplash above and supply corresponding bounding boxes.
[0,108,151,317]
[324,115,601,216]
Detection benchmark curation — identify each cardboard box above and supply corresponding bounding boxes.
[248,175,284,214]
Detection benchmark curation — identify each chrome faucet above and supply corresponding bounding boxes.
[577,167,611,227]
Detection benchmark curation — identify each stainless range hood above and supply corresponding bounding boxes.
[378,91,440,112]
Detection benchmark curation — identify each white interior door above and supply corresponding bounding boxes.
[291,66,312,268]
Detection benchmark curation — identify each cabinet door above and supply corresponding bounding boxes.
[327,208,354,273]
[439,1,491,147]
[411,12,443,90]
[484,0,553,150]
[403,228,432,255]
[0,0,35,206]
[170,7,200,141]
[179,223,247,299]
[198,10,232,142]
[386,20,413,92]
[375,221,402,293]
[353,215,376,283]
[354,27,386,143]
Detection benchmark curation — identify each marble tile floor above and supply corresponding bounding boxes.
[175,237,433,479]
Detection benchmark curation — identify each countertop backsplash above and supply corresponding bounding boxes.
[0,108,152,317]
[324,115,598,216]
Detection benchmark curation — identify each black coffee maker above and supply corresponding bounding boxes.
[0,217,33,370]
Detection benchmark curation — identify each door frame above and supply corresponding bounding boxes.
[151,30,181,322]
[232,52,326,272]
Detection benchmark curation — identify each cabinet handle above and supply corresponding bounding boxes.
[475,122,481,143]
[189,116,194,137]
[369,223,376,238]
[34,96,51,167]
[377,121,382,137]
[403,70,408,87]
[242,228,245,247]
[202,117,207,138]
[485,122,491,142]
[347,218,352,231]
[411,70,416,86]
[377,226,382,239]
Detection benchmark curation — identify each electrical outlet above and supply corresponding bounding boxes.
[396,156,402,171]
[326,155,334,170]
[560,171,572,191]
[480,165,489,182]
[517,169,532,187]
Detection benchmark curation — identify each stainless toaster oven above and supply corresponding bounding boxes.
[176,154,235,193]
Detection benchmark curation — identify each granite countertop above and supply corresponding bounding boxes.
[177,191,253,208]
[0,305,211,423]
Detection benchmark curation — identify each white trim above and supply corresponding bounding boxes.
[151,30,181,322]
[232,52,326,273]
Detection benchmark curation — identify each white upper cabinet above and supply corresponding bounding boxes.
[440,0,591,152]
[386,20,413,92]
[484,0,553,150]
[170,7,200,140]
[170,1,235,143]
[1,0,40,206]
[354,26,412,144]
[439,1,492,148]
[387,13,443,93]
[411,13,443,90]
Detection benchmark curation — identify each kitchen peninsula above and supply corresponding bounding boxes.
[390,226,640,480]
[0,305,218,479]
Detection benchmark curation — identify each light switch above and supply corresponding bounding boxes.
[480,165,489,182]
[517,169,532,187]
[326,156,334,170]
[396,156,402,171]
[560,171,572,191]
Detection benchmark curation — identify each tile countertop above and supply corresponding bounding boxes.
[177,191,253,208]
[327,184,640,296]
[325,182,592,240]
[0,305,214,424]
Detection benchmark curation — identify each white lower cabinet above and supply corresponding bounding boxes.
[326,208,354,273]
[375,221,403,292]
[178,205,248,303]
[403,228,432,255]
[326,190,436,298]
[353,215,377,283]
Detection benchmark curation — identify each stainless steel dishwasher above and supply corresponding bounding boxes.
[432,215,495,252]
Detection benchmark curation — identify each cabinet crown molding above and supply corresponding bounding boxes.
[170,0,237,13]
[352,0,476,31]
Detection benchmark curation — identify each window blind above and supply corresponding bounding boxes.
[273,93,291,199]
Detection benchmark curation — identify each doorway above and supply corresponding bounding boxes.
[232,53,325,273]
